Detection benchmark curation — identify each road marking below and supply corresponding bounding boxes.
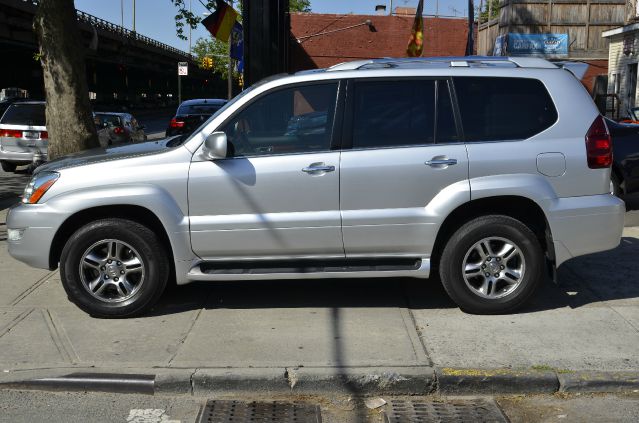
[126,409,180,423]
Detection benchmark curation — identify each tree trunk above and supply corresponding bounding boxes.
[34,0,99,160]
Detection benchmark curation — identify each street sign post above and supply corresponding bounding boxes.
[178,61,188,105]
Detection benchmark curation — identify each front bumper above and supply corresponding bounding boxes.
[6,203,58,270]
[547,194,625,266]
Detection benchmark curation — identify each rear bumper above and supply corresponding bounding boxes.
[0,149,46,164]
[547,194,625,266]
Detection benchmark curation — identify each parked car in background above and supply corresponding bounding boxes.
[94,112,146,146]
[166,99,227,136]
[0,101,47,172]
[606,118,639,207]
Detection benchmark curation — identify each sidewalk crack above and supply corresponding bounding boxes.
[167,308,203,366]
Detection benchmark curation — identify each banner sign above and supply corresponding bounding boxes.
[493,34,507,56]
[505,33,569,56]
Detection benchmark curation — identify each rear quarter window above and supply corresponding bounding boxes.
[453,77,557,142]
[0,103,46,126]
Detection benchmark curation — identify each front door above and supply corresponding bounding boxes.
[340,78,469,258]
[188,81,344,260]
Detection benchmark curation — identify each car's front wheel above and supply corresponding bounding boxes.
[59,218,169,318]
[439,215,544,314]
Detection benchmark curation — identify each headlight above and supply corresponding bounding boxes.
[22,171,59,204]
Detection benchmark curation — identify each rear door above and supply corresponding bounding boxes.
[339,78,469,258]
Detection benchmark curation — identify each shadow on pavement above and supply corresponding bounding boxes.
[148,236,639,317]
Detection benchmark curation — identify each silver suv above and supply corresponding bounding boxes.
[6,57,625,317]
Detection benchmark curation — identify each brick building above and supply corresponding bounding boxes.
[289,13,472,72]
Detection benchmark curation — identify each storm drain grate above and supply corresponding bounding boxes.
[198,400,322,423]
[383,398,507,423]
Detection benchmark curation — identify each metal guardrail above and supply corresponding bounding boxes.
[18,0,193,60]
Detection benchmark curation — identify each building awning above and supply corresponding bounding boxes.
[602,23,639,38]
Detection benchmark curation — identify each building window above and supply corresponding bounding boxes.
[89,91,96,100]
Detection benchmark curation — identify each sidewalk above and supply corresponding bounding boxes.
[1,203,639,395]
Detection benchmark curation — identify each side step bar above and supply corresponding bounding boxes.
[187,258,431,281]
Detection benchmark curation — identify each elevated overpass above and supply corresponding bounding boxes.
[0,0,227,108]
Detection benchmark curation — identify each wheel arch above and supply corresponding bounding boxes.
[430,196,551,272]
[49,205,175,280]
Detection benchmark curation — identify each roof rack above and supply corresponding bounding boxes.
[326,56,559,72]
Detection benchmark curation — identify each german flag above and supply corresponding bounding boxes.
[406,0,424,57]
[202,0,239,42]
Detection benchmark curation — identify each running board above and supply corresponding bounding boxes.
[186,258,431,281]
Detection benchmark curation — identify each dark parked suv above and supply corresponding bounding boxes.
[166,99,227,136]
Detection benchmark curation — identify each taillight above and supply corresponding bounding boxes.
[0,129,23,138]
[170,118,185,128]
[113,126,124,135]
[40,131,48,139]
[585,115,612,169]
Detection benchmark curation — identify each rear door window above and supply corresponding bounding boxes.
[453,77,558,142]
[351,80,436,148]
[0,103,46,126]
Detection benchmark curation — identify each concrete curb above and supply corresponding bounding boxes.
[558,371,639,393]
[1,367,639,396]
[436,368,559,395]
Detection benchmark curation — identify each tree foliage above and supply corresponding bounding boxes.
[479,0,500,22]
[192,37,237,81]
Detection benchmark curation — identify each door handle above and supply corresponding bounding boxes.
[302,163,335,173]
[425,158,458,167]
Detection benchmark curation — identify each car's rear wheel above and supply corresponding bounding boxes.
[59,218,169,318]
[439,215,544,314]
[1,161,17,173]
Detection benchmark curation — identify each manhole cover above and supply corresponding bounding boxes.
[383,398,507,423]
[198,400,322,423]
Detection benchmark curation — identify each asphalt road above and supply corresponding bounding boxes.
[0,390,637,423]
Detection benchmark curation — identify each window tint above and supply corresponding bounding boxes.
[352,80,435,148]
[436,80,460,143]
[453,77,557,142]
[221,83,337,157]
[1,103,46,126]
[178,104,224,115]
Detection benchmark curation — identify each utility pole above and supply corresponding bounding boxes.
[389,0,393,15]
[189,0,192,56]
[132,0,136,32]
[466,0,474,56]
[228,0,233,99]
[121,0,124,28]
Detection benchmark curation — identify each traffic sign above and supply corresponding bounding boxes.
[178,62,188,76]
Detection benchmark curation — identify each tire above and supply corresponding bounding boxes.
[1,161,17,173]
[439,215,544,315]
[59,218,169,318]
[611,174,622,198]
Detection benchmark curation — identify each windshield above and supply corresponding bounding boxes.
[177,104,224,115]
[631,108,639,121]
[1,103,46,126]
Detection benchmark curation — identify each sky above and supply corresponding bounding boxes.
[73,0,470,53]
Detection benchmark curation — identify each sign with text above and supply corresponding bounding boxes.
[178,62,188,76]
[505,33,569,56]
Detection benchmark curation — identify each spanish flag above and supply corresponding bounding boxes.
[202,0,239,43]
[406,0,424,57]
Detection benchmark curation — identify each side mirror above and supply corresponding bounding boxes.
[202,131,227,160]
